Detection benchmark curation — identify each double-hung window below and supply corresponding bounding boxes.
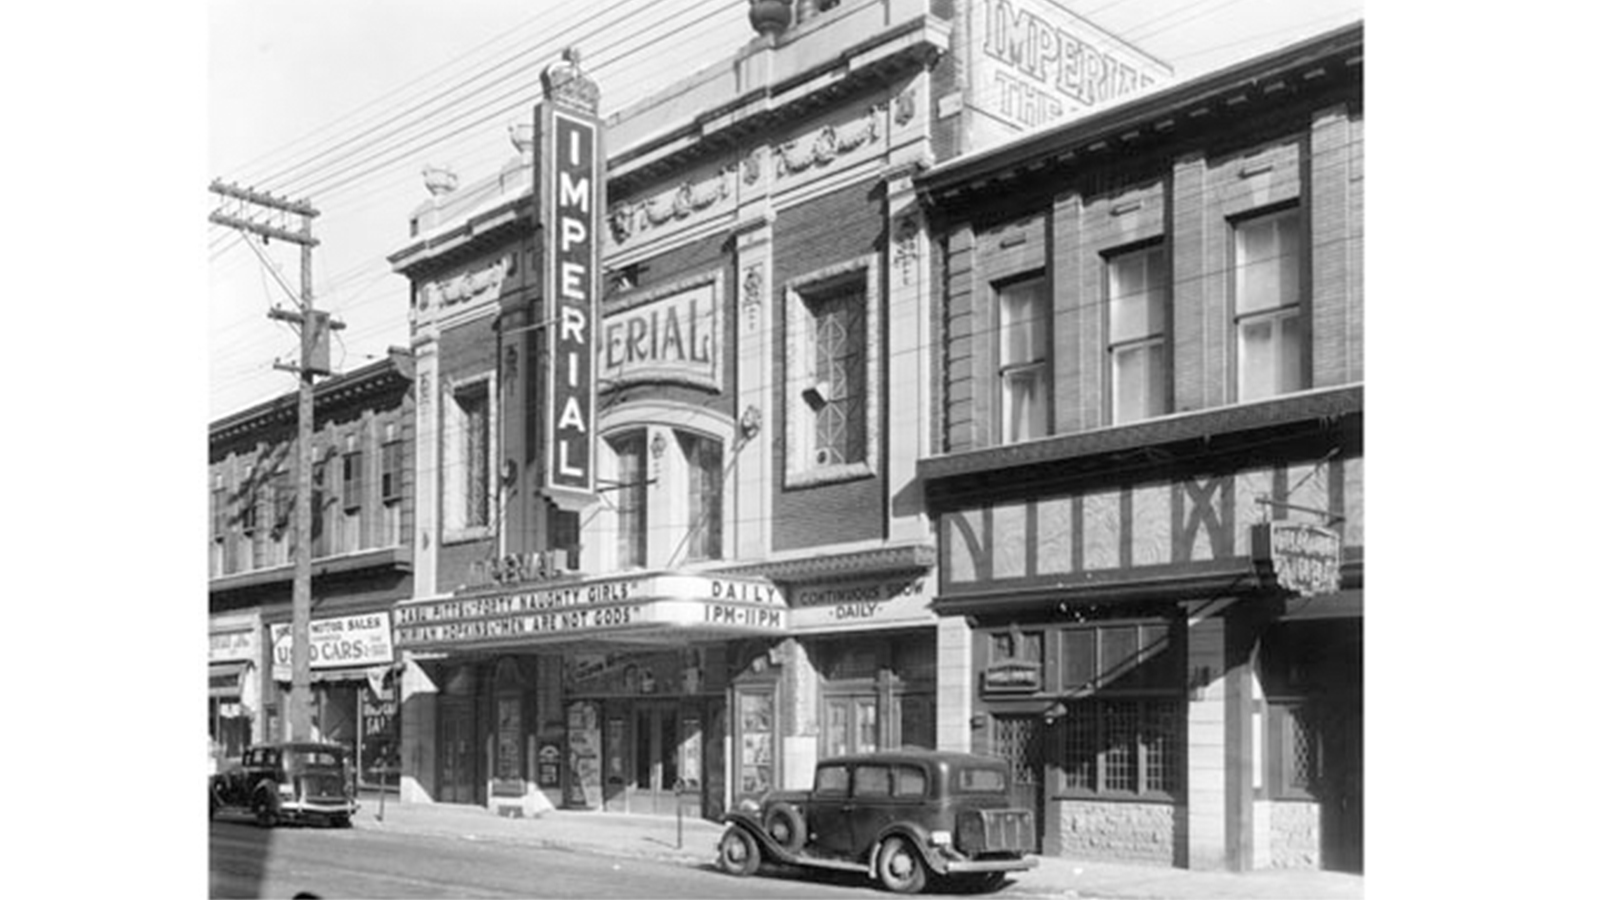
[681,431,723,562]
[211,476,227,577]
[270,470,291,566]
[443,381,492,536]
[1106,245,1170,424]
[996,275,1050,443]
[380,431,402,547]
[1234,208,1306,401]
[342,445,364,552]
[610,431,648,569]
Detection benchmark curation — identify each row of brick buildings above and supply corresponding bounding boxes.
[210,0,1362,872]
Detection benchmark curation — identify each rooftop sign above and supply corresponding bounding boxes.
[968,0,1170,137]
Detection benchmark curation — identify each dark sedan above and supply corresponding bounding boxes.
[718,749,1037,894]
[210,741,358,827]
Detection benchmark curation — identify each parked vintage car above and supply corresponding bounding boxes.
[210,741,358,828]
[717,749,1038,894]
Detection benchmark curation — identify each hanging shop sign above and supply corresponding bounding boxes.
[600,283,720,391]
[1253,521,1343,598]
[270,611,395,682]
[540,102,604,511]
[392,573,786,650]
[981,659,1043,693]
[787,575,936,631]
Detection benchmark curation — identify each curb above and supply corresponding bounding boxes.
[353,816,719,868]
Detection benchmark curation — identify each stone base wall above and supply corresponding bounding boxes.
[1267,800,1321,868]
[1047,799,1178,865]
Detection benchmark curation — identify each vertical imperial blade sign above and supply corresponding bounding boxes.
[540,105,602,510]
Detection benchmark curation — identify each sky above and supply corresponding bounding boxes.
[206,0,1367,419]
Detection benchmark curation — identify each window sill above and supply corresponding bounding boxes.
[1049,791,1178,805]
[784,460,875,489]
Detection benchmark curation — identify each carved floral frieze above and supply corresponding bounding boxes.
[774,105,884,179]
[608,165,736,246]
[427,257,509,309]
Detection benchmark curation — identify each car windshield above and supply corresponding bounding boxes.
[954,765,1008,793]
[286,749,344,768]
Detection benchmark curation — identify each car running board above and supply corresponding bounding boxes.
[777,856,870,875]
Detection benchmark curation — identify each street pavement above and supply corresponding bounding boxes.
[346,793,1364,899]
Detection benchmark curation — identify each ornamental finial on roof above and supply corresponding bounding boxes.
[540,45,600,115]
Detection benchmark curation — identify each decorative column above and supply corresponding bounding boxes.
[733,142,774,562]
[884,164,931,544]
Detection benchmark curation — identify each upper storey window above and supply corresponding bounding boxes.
[1234,207,1306,402]
[1106,244,1171,424]
[443,378,493,539]
[785,256,880,487]
[996,274,1050,444]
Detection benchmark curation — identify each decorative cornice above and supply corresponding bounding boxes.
[716,543,936,584]
[208,546,415,596]
[210,354,415,446]
[920,385,1362,491]
[917,21,1361,210]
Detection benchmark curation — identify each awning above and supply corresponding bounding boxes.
[208,661,249,698]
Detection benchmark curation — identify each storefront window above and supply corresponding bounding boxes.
[361,684,401,788]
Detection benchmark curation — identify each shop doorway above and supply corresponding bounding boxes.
[991,714,1046,849]
[628,702,699,817]
[438,698,479,805]
[1321,698,1363,872]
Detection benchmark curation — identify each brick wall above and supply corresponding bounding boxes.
[770,181,886,550]
[1049,800,1178,865]
[937,105,1363,452]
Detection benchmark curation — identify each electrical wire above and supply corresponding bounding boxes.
[213,4,1363,412]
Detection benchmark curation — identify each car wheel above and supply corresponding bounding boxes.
[763,802,807,853]
[877,835,928,894]
[718,826,762,877]
[253,786,280,828]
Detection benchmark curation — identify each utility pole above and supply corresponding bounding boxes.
[209,180,342,742]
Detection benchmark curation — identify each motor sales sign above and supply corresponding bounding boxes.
[270,612,395,681]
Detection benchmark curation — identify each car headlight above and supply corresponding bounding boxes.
[278,783,296,800]
[930,830,952,846]
[737,797,761,814]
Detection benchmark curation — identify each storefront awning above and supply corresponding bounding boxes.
[392,571,787,654]
[208,661,250,698]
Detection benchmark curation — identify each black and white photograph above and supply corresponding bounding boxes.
[204,1,1374,896]
[19,1,1597,898]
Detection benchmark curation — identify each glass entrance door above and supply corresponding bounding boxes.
[438,698,478,805]
[629,703,685,816]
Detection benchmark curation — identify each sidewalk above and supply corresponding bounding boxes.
[350,797,1363,899]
